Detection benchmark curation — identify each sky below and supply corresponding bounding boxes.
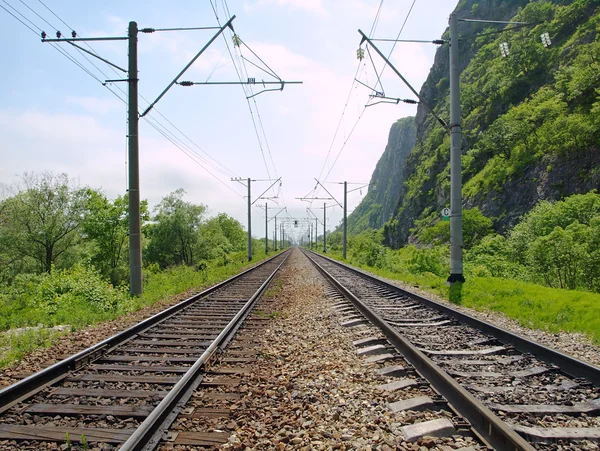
[1,0,453,245]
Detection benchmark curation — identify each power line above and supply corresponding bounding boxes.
[210,1,282,201]
[143,116,245,199]
[33,0,241,183]
[3,1,245,200]
[315,0,419,194]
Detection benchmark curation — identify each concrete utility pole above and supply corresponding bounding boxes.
[265,202,269,253]
[128,21,143,295]
[233,176,280,261]
[448,13,465,283]
[343,181,347,259]
[274,215,278,251]
[323,202,327,253]
[247,178,252,261]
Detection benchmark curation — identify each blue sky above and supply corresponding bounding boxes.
[1,0,453,243]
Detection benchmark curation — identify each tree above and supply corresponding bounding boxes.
[528,225,586,289]
[0,173,88,272]
[82,190,148,283]
[211,213,246,252]
[145,189,206,268]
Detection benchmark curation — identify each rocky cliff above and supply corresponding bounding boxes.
[350,0,600,246]
[346,117,416,234]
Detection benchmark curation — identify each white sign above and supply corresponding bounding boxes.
[441,208,451,217]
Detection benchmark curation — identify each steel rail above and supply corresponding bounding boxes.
[303,249,534,451]
[306,250,600,386]
[0,251,288,412]
[120,250,291,450]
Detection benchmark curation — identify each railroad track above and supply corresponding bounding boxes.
[304,249,600,451]
[0,250,290,450]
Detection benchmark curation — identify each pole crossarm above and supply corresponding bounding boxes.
[140,15,236,117]
[140,26,222,33]
[358,29,447,129]
[296,197,332,201]
[42,36,127,74]
[267,207,287,222]
[371,38,447,44]
[42,36,128,42]
[65,41,127,72]
[347,183,372,194]
[251,177,281,205]
[178,81,302,86]
[314,179,342,208]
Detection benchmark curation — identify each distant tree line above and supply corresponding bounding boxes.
[0,172,248,287]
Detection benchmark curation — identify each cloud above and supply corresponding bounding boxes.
[0,109,246,214]
[67,96,123,114]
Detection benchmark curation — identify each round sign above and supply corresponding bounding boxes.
[441,208,451,217]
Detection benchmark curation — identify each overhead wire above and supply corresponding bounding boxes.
[34,0,241,184]
[312,0,386,201]
[210,0,284,204]
[3,0,246,199]
[316,0,419,193]
[35,0,243,187]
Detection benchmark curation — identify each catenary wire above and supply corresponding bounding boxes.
[3,1,245,198]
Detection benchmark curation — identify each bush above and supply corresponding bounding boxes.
[0,264,126,330]
[407,245,448,277]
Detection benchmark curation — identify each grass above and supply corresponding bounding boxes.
[263,278,283,299]
[322,249,600,345]
[0,327,68,368]
[0,249,279,369]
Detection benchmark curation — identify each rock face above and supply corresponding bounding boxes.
[348,0,600,247]
[346,117,416,234]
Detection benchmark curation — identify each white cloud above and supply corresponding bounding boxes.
[67,96,123,114]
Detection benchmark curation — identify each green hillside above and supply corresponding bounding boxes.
[349,0,599,247]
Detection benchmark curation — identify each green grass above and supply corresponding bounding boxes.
[0,249,278,368]
[0,327,68,368]
[321,249,600,345]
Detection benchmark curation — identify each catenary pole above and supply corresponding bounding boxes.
[323,202,327,253]
[128,21,143,295]
[265,202,269,253]
[274,215,278,251]
[448,13,465,283]
[343,181,348,259]
[247,178,252,261]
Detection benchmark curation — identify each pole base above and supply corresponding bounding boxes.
[447,273,465,283]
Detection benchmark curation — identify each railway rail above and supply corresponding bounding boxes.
[304,249,600,451]
[0,250,290,450]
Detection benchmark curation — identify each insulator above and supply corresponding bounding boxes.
[56,31,61,38]
[71,30,77,38]
[41,31,47,39]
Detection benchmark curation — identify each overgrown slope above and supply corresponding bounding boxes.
[352,0,600,247]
